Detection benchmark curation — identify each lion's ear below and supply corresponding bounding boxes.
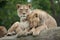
[28,4,31,8]
[34,13,38,17]
[16,4,21,9]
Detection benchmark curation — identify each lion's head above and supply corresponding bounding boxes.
[27,12,43,28]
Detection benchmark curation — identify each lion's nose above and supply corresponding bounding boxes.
[23,13,25,15]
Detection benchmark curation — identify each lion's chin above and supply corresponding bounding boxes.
[20,16,27,22]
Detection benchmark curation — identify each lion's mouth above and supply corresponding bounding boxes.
[20,15,26,17]
[21,15,27,17]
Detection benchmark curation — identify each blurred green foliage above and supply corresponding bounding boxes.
[0,0,60,29]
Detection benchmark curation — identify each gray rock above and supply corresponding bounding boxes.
[0,27,60,40]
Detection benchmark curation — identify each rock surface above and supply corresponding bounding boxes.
[0,27,60,40]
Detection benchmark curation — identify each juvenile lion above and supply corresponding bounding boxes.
[7,4,31,36]
[0,26,7,37]
[27,9,57,36]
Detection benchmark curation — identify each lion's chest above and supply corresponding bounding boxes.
[19,21,29,29]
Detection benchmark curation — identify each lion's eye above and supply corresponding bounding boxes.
[26,9,28,10]
[20,9,23,11]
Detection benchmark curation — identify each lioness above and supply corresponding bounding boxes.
[27,9,57,36]
[7,4,31,36]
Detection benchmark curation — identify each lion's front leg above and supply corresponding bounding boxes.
[25,28,36,35]
[16,29,30,37]
[23,28,33,35]
[7,22,20,36]
[15,26,26,36]
[32,24,48,36]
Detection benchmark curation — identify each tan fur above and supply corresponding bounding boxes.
[0,26,7,37]
[27,9,57,36]
[17,4,31,20]
[7,4,31,36]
